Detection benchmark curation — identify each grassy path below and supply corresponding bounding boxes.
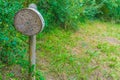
[36,21,120,80]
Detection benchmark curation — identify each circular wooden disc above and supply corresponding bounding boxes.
[14,8,44,36]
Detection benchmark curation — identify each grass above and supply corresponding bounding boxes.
[36,21,120,80]
[0,21,120,80]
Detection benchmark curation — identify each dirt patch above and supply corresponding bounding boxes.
[1,65,27,80]
[105,37,120,45]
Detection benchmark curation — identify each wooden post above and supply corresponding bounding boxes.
[29,35,36,80]
[28,4,37,80]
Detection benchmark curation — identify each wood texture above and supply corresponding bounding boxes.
[29,35,36,80]
[14,8,44,36]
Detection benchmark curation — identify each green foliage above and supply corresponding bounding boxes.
[82,0,102,19]
[36,70,45,80]
[0,0,27,64]
[36,0,120,27]
[37,0,81,30]
[81,0,120,22]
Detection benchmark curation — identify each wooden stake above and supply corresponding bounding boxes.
[28,4,37,80]
[29,35,36,80]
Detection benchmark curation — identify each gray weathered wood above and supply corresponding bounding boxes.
[29,35,36,80]
[14,4,44,36]
[28,4,37,80]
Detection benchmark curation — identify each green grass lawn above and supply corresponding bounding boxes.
[36,21,120,80]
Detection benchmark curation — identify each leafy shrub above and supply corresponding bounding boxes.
[81,0,120,22]
[36,0,120,30]
[0,0,27,64]
[103,0,120,22]
[82,0,101,19]
[37,0,81,30]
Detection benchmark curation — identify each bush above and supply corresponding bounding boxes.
[0,0,27,64]
[103,0,120,22]
[37,0,81,30]
[81,0,120,22]
[36,0,120,30]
